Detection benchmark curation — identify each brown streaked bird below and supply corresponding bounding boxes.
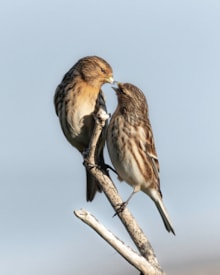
[107,82,175,234]
[54,56,113,201]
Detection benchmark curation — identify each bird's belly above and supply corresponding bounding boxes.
[108,138,147,189]
[71,103,94,136]
[119,155,146,186]
[63,98,96,151]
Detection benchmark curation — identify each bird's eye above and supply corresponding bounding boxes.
[100,67,106,74]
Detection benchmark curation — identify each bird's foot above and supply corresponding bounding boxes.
[83,159,97,170]
[113,201,128,217]
[100,163,118,176]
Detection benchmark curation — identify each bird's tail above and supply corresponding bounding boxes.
[86,169,102,202]
[150,190,175,235]
[85,150,106,202]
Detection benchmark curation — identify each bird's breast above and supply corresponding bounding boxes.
[107,115,154,189]
[61,85,100,150]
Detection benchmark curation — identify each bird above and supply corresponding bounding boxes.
[107,82,175,234]
[54,56,114,201]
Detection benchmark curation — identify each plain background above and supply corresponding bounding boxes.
[1,0,220,274]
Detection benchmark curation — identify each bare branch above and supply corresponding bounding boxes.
[74,209,156,274]
[81,108,165,275]
[86,108,109,165]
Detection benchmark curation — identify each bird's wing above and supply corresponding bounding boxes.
[141,122,160,182]
[54,65,77,116]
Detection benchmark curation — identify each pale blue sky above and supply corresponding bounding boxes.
[1,1,220,274]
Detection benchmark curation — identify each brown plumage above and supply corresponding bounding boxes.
[54,56,113,201]
[107,82,175,234]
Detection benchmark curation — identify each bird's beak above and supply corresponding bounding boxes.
[106,76,114,84]
[111,81,120,92]
[112,86,118,92]
[113,80,120,86]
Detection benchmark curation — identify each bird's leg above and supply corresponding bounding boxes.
[113,189,137,217]
[100,163,118,175]
[83,149,117,175]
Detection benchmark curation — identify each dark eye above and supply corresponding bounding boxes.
[100,67,106,74]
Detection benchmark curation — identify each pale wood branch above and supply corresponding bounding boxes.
[76,108,165,275]
[74,209,157,275]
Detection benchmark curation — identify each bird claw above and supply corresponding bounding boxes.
[113,202,128,217]
[101,163,118,176]
[83,159,97,170]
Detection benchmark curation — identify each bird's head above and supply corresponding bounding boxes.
[77,56,113,87]
[112,82,148,112]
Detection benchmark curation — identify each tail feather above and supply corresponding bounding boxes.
[155,200,175,235]
[150,190,175,235]
[85,148,105,202]
[85,148,113,201]
[86,169,102,202]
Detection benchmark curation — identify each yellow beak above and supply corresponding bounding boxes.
[106,76,114,84]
